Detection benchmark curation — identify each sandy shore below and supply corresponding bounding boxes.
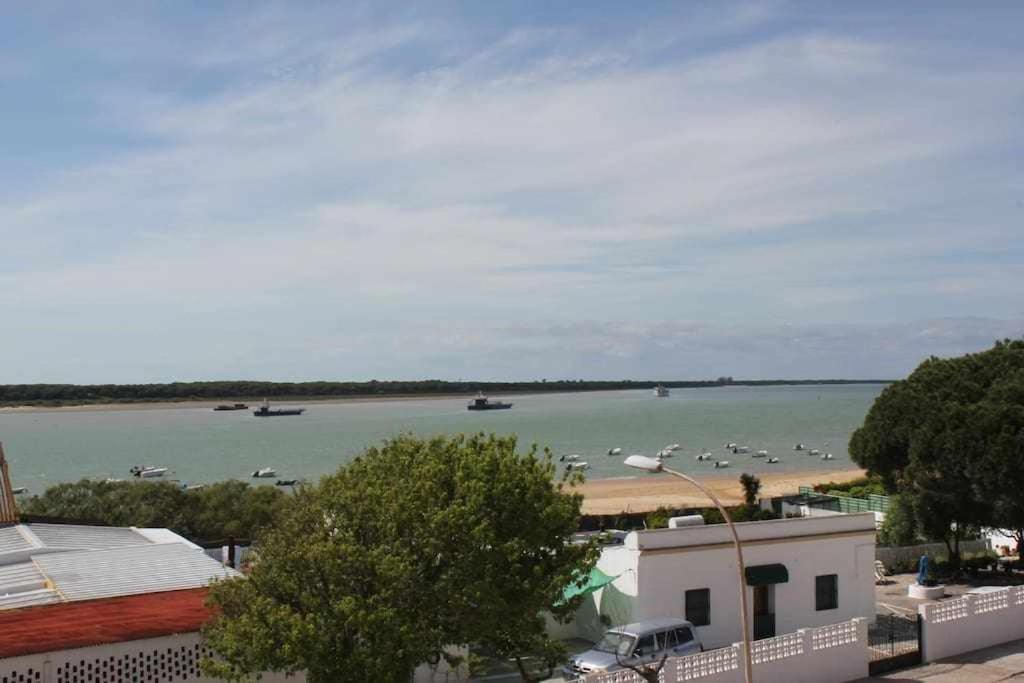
[575,468,866,514]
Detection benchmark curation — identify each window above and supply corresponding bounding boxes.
[816,574,838,611]
[634,634,655,657]
[685,588,711,626]
[673,626,693,645]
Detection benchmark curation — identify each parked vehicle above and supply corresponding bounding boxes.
[564,617,703,676]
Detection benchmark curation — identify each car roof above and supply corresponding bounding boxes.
[611,617,694,635]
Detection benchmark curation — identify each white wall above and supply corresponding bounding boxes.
[919,586,1024,662]
[582,618,869,683]
[0,632,304,683]
[584,514,876,649]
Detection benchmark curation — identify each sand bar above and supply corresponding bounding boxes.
[575,468,866,514]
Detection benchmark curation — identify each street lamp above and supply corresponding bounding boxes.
[624,455,753,683]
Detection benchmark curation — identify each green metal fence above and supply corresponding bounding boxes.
[798,486,890,513]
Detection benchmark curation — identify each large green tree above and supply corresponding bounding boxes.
[850,339,1024,563]
[201,433,597,683]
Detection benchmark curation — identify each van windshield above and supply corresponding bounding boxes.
[593,632,636,657]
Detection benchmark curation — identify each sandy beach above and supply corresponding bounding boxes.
[575,468,866,514]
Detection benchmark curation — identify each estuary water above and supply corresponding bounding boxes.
[0,384,883,494]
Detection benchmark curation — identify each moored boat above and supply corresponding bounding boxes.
[654,385,670,397]
[130,465,168,478]
[466,392,513,411]
[214,403,248,411]
[252,467,277,478]
[253,399,305,417]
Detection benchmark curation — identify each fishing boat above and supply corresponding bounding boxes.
[466,393,513,411]
[607,447,622,456]
[11,487,27,495]
[654,385,670,397]
[809,448,821,456]
[714,460,730,468]
[767,457,780,464]
[566,461,589,471]
[696,452,712,461]
[732,445,751,454]
[559,454,582,462]
[253,399,305,417]
[252,467,277,478]
[275,479,300,487]
[754,450,769,457]
[821,453,834,460]
[130,465,168,478]
[213,403,248,411]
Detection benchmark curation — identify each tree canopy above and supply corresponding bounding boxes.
[201,433,598,683]
[23,479,285,541]
[850,339,1024,560]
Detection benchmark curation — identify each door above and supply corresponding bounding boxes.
[753,585,775,639]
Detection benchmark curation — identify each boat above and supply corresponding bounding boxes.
[666,444,681,451]
[656,448,674,458]
[654,385,670,397]
[466,392,513,411]
[794,443,805,451]
[725,442,737,449]
[130,465,168,478]
[753,450,768,457]
[566,461,589,471]
[183,483,205,491]
[559,454,582,462]
[11,487,27,495]
[767,457,780,464]
[253,399,305,417]
[821,453,834,460]
[252,467,277,478]
[275,479,300,487]
[714,460,730,468]
[607,447,622,456]
[213,403,248,411]
[732,445,750,454]
[696,452,712,461]
[809,449,821,456]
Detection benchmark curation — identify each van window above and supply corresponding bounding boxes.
[673,626,694,645]
[634,634,655,656]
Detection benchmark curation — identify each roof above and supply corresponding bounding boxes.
[612,617,692,635]
[0,588,213,658]
[34,543,237,602]
[0,522,238,610]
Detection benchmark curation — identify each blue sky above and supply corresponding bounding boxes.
[2,2,1022,382]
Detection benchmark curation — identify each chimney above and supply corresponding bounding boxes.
[0,443,19,524]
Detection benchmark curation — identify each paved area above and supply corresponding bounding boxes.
[876,571,1024,617]
[864,638,1024,681]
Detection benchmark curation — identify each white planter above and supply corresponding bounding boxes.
[908,583,946,600]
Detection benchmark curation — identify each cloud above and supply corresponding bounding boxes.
[1,3,1023,381]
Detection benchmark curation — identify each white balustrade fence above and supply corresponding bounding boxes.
[919,585,1024,662]
[582,619,869,683]
[0,633,304,683]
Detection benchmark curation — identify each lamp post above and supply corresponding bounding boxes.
[624,455,753,683]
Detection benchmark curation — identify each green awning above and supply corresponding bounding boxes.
[561,567,617,603]
[745,564,789,586]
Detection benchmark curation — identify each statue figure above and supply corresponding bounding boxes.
[917,553,930,585]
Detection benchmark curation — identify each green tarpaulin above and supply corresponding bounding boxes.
[562,567,617,603]
[745,563,789,586]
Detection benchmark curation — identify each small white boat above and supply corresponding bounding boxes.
[821,453,834,460]
[11,487,27,495]
[656,448,674,458]
[183,483,205,491]
[725,442,737,449]
[714,460,730,468]
[566,461,589,471]
[809,449,821,456]
[130,465,168,478]
[767,457,780,464]
[754,450,768,457]
[732,446,750,454]
[696,451,713,461]
[794,443,805,451]
[607,447,623,456]
[654,385,670,397]
[560,454,582,462]
[252,467,277,478]
[666,444,681,451]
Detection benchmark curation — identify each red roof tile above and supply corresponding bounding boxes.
[0,588,214,658]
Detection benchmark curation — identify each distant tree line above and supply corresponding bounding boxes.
[0,378,891,406]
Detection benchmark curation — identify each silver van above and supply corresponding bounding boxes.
[564,617,703,676]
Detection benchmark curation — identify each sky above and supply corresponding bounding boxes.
[1,1,1022,383]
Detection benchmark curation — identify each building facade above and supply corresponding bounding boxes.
[567,513,877,648]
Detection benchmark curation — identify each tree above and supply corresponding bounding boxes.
[739,473,761,508]
[850,339,1024,565]
[201,433,598,683]
[878,494,918,547]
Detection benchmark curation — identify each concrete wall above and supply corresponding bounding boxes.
[876,539,990,568]
[0,632,304,682]
[582,618,869,683]
[585,514,876,649]
[919,586,1024,662]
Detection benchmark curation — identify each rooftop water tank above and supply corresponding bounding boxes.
[668,515,705,529]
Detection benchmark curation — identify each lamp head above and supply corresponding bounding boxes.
[624,455,664,473]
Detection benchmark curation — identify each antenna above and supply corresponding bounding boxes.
[0,443,19,524]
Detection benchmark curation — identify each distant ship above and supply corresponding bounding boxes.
[654,385,670,397]
[213,403,248,411]
[253,399,305,417]
[467,393,513,411]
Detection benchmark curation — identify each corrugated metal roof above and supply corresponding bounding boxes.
[0,562,57,610]
[0,526,30,555]
[34,543,239,603]
[0,588,61,610]
[26,523,151,550]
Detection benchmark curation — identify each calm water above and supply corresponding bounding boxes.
[1,384,883,493]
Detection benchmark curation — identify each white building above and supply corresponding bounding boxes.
[560,513,877,648]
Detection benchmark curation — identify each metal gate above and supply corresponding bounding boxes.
[868,613,921,675]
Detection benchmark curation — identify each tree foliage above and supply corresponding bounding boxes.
[850,339,1024,562]
[739,473,761,507]
[201,433,598,683]
[23,479,285,541]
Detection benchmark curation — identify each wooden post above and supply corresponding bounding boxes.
[0,442,19,524]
